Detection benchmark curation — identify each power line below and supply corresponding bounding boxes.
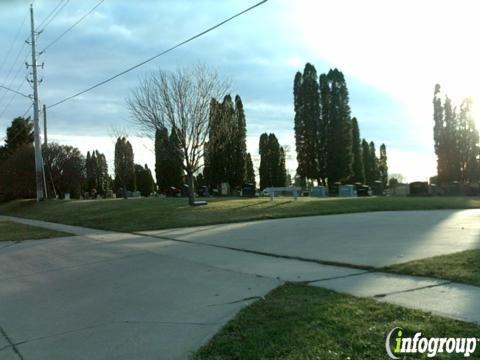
[47,0,268,109]
[41,0,105,54]
[0,84,29,98]
[0,43,26,102]
[36,0,67,31]
[0,9,28,77]
[0,52,29,109]
[38,0,70,32]
[0,78,28,119]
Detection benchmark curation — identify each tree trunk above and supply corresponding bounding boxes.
[187,172,195,206]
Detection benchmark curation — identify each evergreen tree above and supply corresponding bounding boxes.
[204,94,248,191]
[350,117,365,184]
[369,141,379,182]
[362,139,374,186]
[114,137,135,196]
[96,151,109,196]
[85,150,109,196]
[259,133,285,189]
[457,98,479,183]
[433,84,446,182]
[155,127,184,192]
[232,95,247,188]
[245,152,256,187]
[324,69,353,185]
[169,126,184,187]
[155,127,170,192]
[3,117,34,155]
[444,96,459,182]
[278,146,287,186]
[293,71,306,181]
[378,143,388,188]
[259,133,270,190]
[135,164,155,197]
[293,63,320,183]
[318,73,330,184]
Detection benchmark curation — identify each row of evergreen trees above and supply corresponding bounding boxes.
[294,63,388,187]
[203,95,255,190]
[433,85,480,184]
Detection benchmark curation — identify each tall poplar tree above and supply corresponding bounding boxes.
[293,63,321,183]
[259,133,286,189]
[362,139,374,186]
[325,69,353,184]
[378,143,388,188]
[433,84,446,182]
[350,117,365,184]
[114,137,135,196]
[245,152,256,187]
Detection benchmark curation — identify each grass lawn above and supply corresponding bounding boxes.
[0,220,71,241]
[193,284,480,359]
[384,249,480,287]
[0,196,479,232]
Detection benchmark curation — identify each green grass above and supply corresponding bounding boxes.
[0,196,479,232]
[0,220,71,241]
[384,249,480,287]
[193,284,480,359]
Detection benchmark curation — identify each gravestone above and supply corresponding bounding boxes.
[311,186,327,197]
[220,182,230,196]
[409,182,430,196]
[391,183,410,196]
[338,185,356,197]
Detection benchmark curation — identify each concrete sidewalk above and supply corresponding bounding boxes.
[1,211,479,359]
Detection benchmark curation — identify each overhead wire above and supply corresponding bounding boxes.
[47,0,268,109]
[41,0,105,54]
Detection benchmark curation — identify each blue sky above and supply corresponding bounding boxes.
[2,0,480,182]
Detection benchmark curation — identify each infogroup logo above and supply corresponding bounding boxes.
[385,327,479,359]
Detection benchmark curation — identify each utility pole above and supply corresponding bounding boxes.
[43,104,47,145]
[29,4,45,202]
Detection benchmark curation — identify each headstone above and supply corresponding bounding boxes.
[311,186,326,197]
[391,183,409,196]
[220,182,230,196]
[338,185,356,197]
[355,183,371,197]
[371,181,384,196]
[409,182,430,196]
[64,193,70,200]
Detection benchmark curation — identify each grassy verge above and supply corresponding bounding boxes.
[384,249,480,287]
[193,284,480,359]
[0,196,479,232]
[0,220,71,241]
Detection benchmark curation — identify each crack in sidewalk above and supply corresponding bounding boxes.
[133,232,376,272]
[208,296,264,307]
[0,325,24,360]
[373,281,453,298]
[305,271,372,284]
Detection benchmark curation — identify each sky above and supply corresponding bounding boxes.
[1,0,480,182]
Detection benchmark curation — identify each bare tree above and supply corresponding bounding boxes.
[127,65,229,205]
